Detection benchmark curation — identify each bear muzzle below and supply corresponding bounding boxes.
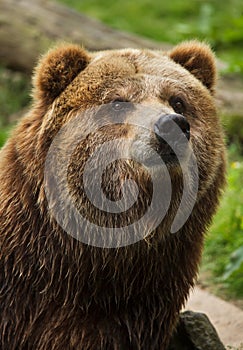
[152,113,191,164]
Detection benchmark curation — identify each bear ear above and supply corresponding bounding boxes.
[169,41,217,93]
[33,44,90,104]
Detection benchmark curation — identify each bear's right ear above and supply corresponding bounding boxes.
[33,44,90,104]
[169,41,216,94]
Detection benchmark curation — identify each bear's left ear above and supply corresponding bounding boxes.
[169,41,216,93]
[33,44,90,104]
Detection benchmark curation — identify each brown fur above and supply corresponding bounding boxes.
[0,41,226,349]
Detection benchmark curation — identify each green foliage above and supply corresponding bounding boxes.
[223,246,243,280]
[202,150,243,298]
[59,0,243,73]
[0,126,11,148]
[222,114,243,154]
[0,66,30,126]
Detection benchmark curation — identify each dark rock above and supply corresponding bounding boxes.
[168,311,226,350]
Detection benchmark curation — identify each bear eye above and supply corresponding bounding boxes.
[169,97,186,115]
[111,99,126,111]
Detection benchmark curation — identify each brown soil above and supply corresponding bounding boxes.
[185,286,243,349]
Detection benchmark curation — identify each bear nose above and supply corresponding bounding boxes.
[154,114,190,144]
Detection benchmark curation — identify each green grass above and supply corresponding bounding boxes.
[59,0,243,74]
[0,66,31,126]
[0,127,11,148]
[202,147,243,298]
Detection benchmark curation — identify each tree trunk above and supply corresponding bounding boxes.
[0,0,170,73]
[0,0,242,118]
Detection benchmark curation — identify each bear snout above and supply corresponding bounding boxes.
[150,113,191,163]
[154,114,190,143]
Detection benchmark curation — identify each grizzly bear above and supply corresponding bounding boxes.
[0,41,226,350]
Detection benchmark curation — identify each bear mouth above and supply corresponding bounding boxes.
[155,143,179,163]
[130,138,189,168]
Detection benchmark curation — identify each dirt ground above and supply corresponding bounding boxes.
[185,286,243,349]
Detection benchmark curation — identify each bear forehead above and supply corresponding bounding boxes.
[65,49,202,101]
[88,48,195,80]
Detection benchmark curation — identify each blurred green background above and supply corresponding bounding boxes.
[0,0,243,302]
[61,0,243,73]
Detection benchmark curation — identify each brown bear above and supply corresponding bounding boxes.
[0,41,226,350]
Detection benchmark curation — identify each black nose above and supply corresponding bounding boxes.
[154,114,190,144]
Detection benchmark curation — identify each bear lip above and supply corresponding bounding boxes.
[151,139,190,166]
[129,138,190,168]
